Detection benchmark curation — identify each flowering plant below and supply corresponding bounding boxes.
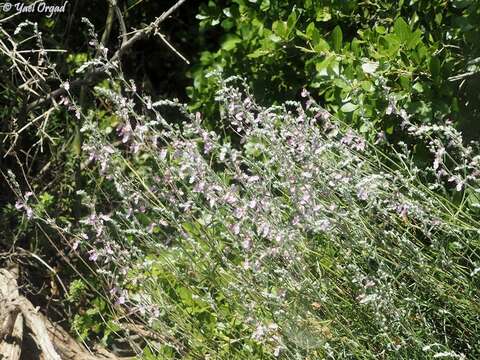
[11,71,478,358]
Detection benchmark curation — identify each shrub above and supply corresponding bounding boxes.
[190,0,480,142]
[11,69,480,357]
[3,9,480,359]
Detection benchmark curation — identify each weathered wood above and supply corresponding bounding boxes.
[0,312,24,360]
[0,267,23,360]
[15,297,62,360]
[0,266,61,360]
[0,267,122,360]
[44,316,120,360]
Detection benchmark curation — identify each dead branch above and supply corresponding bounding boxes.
[0,268,125,360]
[26,0,188,112]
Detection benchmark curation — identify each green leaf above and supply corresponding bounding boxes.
[412,82,424,93]
[451,97,459,112]
[429,56,441,77]
[399,76,411,90]
[72,128,81,156]
[393,17,411,44]
[221,19,234,30]
[331,25,343,52]
[406,29,422,49]
[316,8,332,22]
[315,55,335,76]
[379,34,401,56]
[360,80,374,92]
[247,48,271,58]
[39,192,54,206]
[340,102,358,112]
[306,22,316,40]
[359,123,370,133]
[269,34,282,43]
[260,0,270,11]
[306,24,329,53]
[351,38,362,56]
[221,35,241,51]
[272,20,288,38]
[287,11,298,34]
[313,38,330,53]
[375,26,386,34]
[333,78,348,89]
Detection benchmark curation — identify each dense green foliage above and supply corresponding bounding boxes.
[190,0,480,141]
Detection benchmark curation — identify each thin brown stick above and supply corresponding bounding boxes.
[155,31,190,64]
[1,268,61,360]
[17,297,62,360]
[113,1,128,46]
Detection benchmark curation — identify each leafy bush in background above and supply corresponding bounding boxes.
[190,0,480,142]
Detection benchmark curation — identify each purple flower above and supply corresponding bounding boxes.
[223,191,237,205]
[115,296,126,305]
[88,250,98,262]
[242,236,252,250]
[234,207,246,219]
[118,122,132,143]
[230,223,241,235]
[357,187,369,201]
[15,200,23,211]
[147,223,157,233]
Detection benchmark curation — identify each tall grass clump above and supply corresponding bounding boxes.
[11,71,480,359]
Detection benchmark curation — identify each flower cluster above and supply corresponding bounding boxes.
[19,75,480,358]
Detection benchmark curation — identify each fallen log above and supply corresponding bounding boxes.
[0,267,23,360]
[0,267,122,360]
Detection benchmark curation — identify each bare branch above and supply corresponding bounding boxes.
[155,31,190,64]
[26,0,188,112]
[100,1,116,47]
[113,2,128,46]
[448,71,477,82]
[1,268,122,360]
[110,0,187,62]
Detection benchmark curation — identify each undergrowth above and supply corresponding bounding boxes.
[9,73,480,358]
[3,19,480,360]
